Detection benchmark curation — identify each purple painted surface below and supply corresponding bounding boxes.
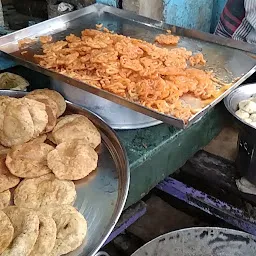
[103,206,147,247]
[157,177,256,235]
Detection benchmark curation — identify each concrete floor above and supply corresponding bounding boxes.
[2,4,43,31]
[127,196,207,242]
[103,193,234,255]
[204,126,238,161]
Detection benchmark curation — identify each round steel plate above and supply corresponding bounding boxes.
[50,80,162,130]
[132,227,256,256]
[224,83,256,130]
[0,90,130,256]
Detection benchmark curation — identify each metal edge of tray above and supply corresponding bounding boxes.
[0,3,256,55]
[101,4,256,55]
[0,4,102,47]
[187,66,256,126]
[0,89,130,256]
[0,4,256,129]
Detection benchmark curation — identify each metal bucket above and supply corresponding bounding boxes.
[131,227,256,256]
[50,80,162,130]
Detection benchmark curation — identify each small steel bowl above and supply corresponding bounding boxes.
[224,83,256,132]
[225,83,256,184]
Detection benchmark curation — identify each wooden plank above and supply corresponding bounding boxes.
[157,177,256,236]
[180,150,256,207]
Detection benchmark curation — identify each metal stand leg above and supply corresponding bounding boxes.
[103,201,147,247]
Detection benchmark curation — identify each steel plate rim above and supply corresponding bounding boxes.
[66,100,130,256]
[104,120,162,130]
[188,65,256,126]
[131,226,256,256]
[64,101,162,130]
[0,89,130,256]
[50,80,163,130]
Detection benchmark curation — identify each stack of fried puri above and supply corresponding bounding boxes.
[0,89,101,256]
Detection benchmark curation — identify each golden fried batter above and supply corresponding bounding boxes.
[18,38,36,48]
[39,36,52,44]
[0,190,11,210]
[28,89,66,117]
[0,99,35,147]
[14,173,76,209]
[21,98,48,138]
[29,213,56,256]
[0,96,15,131]
[25,93,58,133]
[52,114,101,148]
[0,210,14,254]
[189,53,206,66]
[0,155,20,193]
[6,139,54,178]
[47,139,98,180]
[32,29,226,121]
[2,207,40,256]
[40,205,87,256]
[155,34,180,45]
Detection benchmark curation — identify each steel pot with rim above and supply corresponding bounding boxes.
[224,83,256,185]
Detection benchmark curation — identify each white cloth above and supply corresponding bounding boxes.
[57,2,74,12]
[233,0,256,44]
[236,177,256,195]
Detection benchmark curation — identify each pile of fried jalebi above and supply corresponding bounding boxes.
[33,28,220,121]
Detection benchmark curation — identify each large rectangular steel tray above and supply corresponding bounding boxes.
[0,3,255,128]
